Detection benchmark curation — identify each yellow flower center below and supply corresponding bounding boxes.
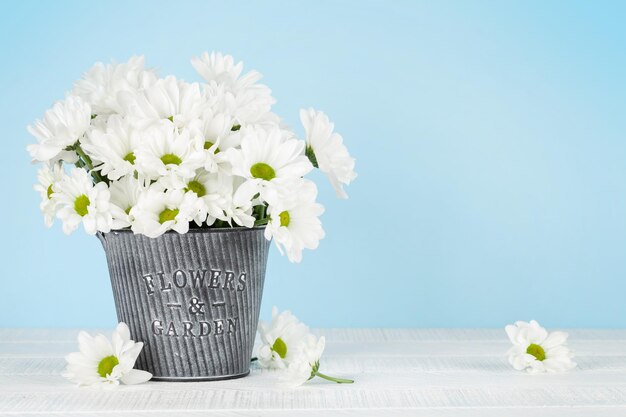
[159,208,179,224]
[123,152,136,164]
[272,337,287,359]
[279,210,290,227]
[74,194,90,217]
[250,162,275,181]
[46,184,54,199]
[526,343,546,361]
[160,154,182,165]
[97,355,119,378]
[186,180,206,197]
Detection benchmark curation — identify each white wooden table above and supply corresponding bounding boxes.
[1,328,625,416]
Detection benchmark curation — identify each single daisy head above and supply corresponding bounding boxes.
[63,322,152,388]
[300,108,356,199]
[27,96,92,163]
[262,178,325,263]
[55,168,115,235]
[505,320,577,374]
[226,126,312,188]
[257,306,312,369]
[130,184,200,238]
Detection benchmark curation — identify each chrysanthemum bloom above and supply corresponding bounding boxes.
[300,108,357,199]
[27,96,92,163]
[263,178,325,263]
[81,115,141,181]
[505,320,577,374]
[257,307,354,386]
[191,51,276,125]
[119,76,207,130]
[34,163,66,227]
[134,123,204,180]
[130,185,199,238]
[226,126,313,190]
[258,307,312,369]
[72,55,157,116]
[55,168,119,235]
[63,323,152,388]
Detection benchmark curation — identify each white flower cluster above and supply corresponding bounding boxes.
[256,307,353,386]
[27,53,356,262]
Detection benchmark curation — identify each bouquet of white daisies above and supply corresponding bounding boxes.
[27,52,356,262]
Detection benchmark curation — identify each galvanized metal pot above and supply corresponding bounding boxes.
[97,227,270,381]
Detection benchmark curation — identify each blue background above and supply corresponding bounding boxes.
[1,1,625,328]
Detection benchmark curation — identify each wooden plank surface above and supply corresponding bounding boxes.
[0,329,625,416]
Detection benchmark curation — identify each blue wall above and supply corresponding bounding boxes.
[2,1,625,328]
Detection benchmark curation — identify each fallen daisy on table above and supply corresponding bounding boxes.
[256,307,354,386]
[505,320,577,374]
[63,322,152,388]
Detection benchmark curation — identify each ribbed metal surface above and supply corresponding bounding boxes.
[97,227,270,381]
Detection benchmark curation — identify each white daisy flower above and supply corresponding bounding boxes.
[224,178,259,228]
[191,52,245,87]
[27,96,91,163]
[257,306,312,369]
[135,123,204,180]
[72,55,157,116]
[108,175,149,228]
[262,179,325,263]
[281,334,325,386]
[81,115,140,181]
[281,334,353,387]
[160,170,232,226]
[130,185,199,238]
[505,320,577,374]
[34,163,66,227]
[225,126,312,190]
[63,322,152,388]
[300,108,356,199]
[119,76,207,130]
[256,307,353,386]
[191,52,276,125]
[188,109,234,173]
[55,168,116,235]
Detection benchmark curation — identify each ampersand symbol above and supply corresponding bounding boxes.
[188,297,205,315]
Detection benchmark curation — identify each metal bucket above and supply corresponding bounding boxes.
[97,227,270,381]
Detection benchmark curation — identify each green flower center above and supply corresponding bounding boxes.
[123,152,136,164]
[526,343,546,361]
[124,206,132,215]
[97,355,119,378]
[160,153,182,166]
[305,145,319,168]
[159,208,179,224]
[203,141,220,153]
[272,337,287,359]
[46,184,53,199]
[231,124,241,131]
[167,115,174,122]
[186,180,206,197]
[279,210,290,227]
[250,162,276,181]
[74,194,90,217]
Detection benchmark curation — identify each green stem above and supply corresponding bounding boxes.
[313,371,354,384]
[74,143,94,170]
[74,143,104,184]
[254,217,269,226]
